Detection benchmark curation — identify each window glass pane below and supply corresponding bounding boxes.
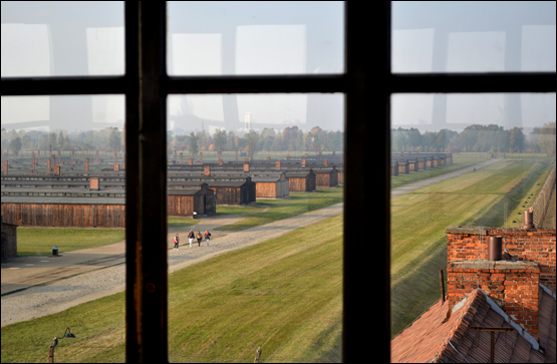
[1,95,127,361]
[1,1,124,77]
[392,1,557,73]
[166,93,344,362]
[167,1,345,76]
[390,93,556,358]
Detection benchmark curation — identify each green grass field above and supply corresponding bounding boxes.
[1,215,343,363]
[15,228,125,256]
[390,156,553,336]
[390,154,490,189]
[216,187,343,231]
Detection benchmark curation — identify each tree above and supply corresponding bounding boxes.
[9,137,22,157]
[108,129,121,153]
[212,129,227,153]
[49,132,57,151]
[245,130,259,158]
[509,127,525,153]
[58,131,65,151]
[189,132,199,157]
[538,122,556,157]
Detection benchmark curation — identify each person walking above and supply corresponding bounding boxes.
[188,230,195,248]
[205,230,211,247]
[173,233,180,250]
[196,231,202,247]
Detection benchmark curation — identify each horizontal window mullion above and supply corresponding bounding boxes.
[1,76,127,96]
[166,74,348,94]
[390,73,556,93]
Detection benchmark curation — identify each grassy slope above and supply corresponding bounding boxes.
[390,157,552,336]
[1,215,343,363]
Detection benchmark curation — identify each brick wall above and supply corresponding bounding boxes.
[446,226,556,292]
[447,260,541,339]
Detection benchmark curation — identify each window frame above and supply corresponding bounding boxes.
[1,2,554,362]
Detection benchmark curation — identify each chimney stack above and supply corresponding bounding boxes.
[447,260,541,339]
[85,157,89,172]
[90,178,100,191]
[445,226,557,341]
[523,207,535,229]
[276,161,281,170]
[244,163,250,173]
[204,166,211,176]
[488,236,502,261]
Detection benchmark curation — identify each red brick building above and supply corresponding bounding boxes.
[391,226,556,363]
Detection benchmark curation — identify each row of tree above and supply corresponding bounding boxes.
[1,126,344,157]
[392,123,556,156]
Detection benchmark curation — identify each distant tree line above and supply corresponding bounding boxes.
[168,126,343,157]
[1,125,344,157]
[392,123,556,156]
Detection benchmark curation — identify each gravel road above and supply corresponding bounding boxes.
[1,203,343,327]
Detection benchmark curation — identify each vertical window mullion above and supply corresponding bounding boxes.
[125,2,168,362]
[343,1,390,362]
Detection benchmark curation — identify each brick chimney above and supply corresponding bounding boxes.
[445,226,557,340]
[204,166,211,176]
[276,161,281,170]
[90,177,100,191]
[85,157,89,172]
[244,163,250,173]
[447,260,541,339]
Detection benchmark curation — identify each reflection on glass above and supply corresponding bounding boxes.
[390,93,556,359]
[1,1,124,77]
[167,1,344,76]
[392,1,556,73]
[166,94,344,362]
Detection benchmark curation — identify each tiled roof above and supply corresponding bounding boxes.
[391,288,556,363]
[538,285,556,363]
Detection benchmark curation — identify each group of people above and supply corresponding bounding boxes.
[173,230,211,250]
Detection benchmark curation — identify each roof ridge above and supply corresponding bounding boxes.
[433,289,485,363]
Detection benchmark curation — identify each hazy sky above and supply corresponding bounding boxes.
[1,1,555,133]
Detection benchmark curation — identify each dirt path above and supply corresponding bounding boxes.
[391,158,500,197]
[1,203,343,327]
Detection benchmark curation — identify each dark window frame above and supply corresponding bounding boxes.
[1,2,554,362]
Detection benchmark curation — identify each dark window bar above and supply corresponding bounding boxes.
[2,73,555,96]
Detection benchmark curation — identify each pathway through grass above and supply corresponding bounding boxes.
[1,215,343,363]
